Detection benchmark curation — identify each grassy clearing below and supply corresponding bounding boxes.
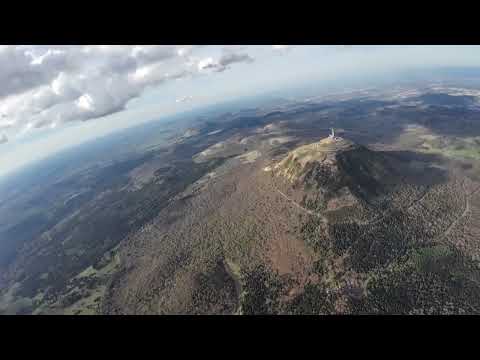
[420,137,480,161]
[399,128,480,161]
[30,247,122,315]
[394,126,480,161]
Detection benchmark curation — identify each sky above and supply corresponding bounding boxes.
[1,45,480,177]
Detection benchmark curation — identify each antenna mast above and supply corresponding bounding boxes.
[329,128,335,139]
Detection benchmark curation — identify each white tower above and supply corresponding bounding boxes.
[329,128,335,139]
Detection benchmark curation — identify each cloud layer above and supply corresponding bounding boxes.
[0,45,258,138]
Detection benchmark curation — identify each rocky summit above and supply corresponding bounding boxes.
[273,134,358,183]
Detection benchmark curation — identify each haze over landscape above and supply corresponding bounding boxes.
[2,45,480,314]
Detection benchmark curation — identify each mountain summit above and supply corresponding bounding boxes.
[273,132,407,209]
[274,132,358,182]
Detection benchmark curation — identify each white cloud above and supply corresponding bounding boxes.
[176,95,193,103]
[0,46,68,99]
[0,45,255,137]
[218,52,254,69]
[0,133,7,144]
[76,94,95,112]
[198,57,216,71]
[197,52,254,73]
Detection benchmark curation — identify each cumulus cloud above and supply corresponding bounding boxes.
[218,52,254,70]
[0,133,8,144]
[198,57,216,71]
[0,46,70,99]
[197,52,254,73]
[0,45,255,136]
[176,95,193,103]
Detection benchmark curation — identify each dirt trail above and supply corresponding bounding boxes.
[223,260,243,315]
[276,185,430,227]
[356,187,431,226]
[440,182,480,241]
[277,175,480,246]
[276,189,324,219]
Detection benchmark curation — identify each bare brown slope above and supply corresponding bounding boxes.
[102,157,315,314]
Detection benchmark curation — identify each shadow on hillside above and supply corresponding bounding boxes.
[383,150,451,187]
